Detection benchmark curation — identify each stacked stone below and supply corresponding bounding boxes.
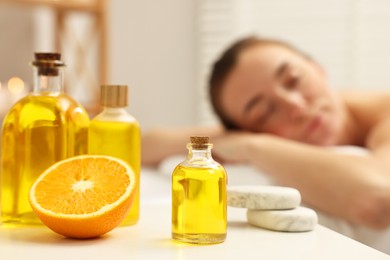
[228,186,318,232]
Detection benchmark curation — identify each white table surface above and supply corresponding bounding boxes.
[0,168,389,260]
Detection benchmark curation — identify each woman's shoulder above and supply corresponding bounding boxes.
[341,90,390,147]
[342,89,390,99]
[342,90,390,111]
[342,90,390,126]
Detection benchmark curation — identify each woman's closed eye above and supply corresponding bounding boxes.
[282,64,302,90]
[285,74,300,90]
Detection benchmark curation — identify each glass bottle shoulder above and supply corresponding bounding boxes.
[4,94,63,124]
[174,157,226,173]
[17,92,89,112]
[56,93,88,111]
[2,93,89,129]
[179,157,221,168]
[56,93,90,126]
[92,107,139,124]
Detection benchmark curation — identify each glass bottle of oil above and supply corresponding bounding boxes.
[88,85,141,226]
[1,53,90,225]
[172,136,227,244]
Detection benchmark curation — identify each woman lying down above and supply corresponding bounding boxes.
[142,36,390,253]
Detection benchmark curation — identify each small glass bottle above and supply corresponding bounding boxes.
[1,53,90,225]
[172,136,227,244]
[88,85,141,226]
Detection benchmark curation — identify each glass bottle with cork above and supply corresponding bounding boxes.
[88,85,141,226]
[172,136,227,244]
[1,53,90,225]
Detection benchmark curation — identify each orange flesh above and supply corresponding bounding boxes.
[34,157,130,215]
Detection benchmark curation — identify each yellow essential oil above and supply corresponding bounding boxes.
[88,85,141,226]
[172,136,227,244]
[1,53,89,225]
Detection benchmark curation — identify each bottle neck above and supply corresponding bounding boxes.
[32,67,64,93]
[187,144,213,161]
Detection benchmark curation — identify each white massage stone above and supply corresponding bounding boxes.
[227,185,301,210]
[247,206,318,232]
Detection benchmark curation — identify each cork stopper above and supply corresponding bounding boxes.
[35,53,61,61]
[190,136,210,149]
[101,85,128,107]
[31,52,65,76]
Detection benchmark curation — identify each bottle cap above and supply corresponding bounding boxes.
[101,85,128,107]
[31,52,65,76]
[190,136,210,149]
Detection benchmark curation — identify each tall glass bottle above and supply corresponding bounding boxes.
[88,85,141,226]
[172,136,227,244]
[1,53,90,225]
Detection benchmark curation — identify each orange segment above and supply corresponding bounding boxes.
[29,155,136,239]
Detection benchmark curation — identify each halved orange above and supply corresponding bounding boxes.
[29,155,136,239]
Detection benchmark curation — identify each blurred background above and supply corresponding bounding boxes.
[1,0,390,132]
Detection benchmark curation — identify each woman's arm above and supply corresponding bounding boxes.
[142,125,224,167]
[212,131,390,229]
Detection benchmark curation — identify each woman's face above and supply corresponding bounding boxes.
[220,44,345,146]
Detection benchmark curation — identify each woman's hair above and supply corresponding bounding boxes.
[208,36,309,130]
